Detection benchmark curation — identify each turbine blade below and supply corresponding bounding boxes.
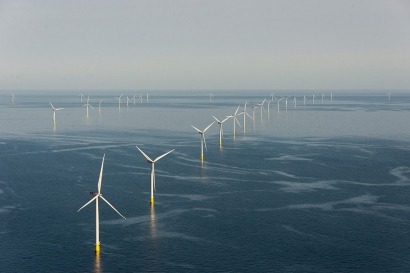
[154,149,175,162]
[97,154,105,194]
[50,102,55,110]
[212,115,221,123]
[136,146,153,162]
[78,195,98,212]
[234,105,240,115]
[235,117,242,128]
[100,196,126,219]
[222,116,231,123]
[203,121,214,133]
[191,125,202,133]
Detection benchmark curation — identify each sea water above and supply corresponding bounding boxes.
[1,91,410,272]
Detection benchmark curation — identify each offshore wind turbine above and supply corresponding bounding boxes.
[293,97,297,108]
[115,94,123,110]
[277,97,284,112]
[304,95,307,105]
[50,102,64,125]
[241,101,253,133]
[11,93,15,104]
[321,93,324,103]
[212,115,231,148]
[227,105,242,137]
[80,92,84,103]
[258,98,266,119]
[191,122,214,162]
[77,154,126,255]
[136,146,175,204]
[97,100,103,113]
[82,96,94,117]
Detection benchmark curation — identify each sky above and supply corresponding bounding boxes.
[1,0,410,91]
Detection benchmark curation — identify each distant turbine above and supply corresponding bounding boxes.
[126,96,130,107]
[331,93,333,102]
[267,99,272,116]
[388,92,391,101]
[321,93,324,103]
[50,102,64,125]
[11,93,15,104]
[241,101,253,133]
[191,122,214,162]
[139,94,143,103]
[77,154,126,255]
[304,95,307,105]
[258,98,266,119]
[212,115,231,148]
[97,99,103,113]
[82,96,94,117]
[115,94,123,110]
[293,97,297,108]
[285,96,290,111]
[312,94,316,104]
[277,97,284,112]
[132,94,136,105]
[227,105,242,137]
[146,94,149,103]
[210,93,213,102]
[136,146,175,204]
[80,92,84,103]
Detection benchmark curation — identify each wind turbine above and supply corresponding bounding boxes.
[11,93,15,104]
[227,105,242,137]
[191,122,214,162]
[136,146,175,204]
[293,97,297,108]
[126,96,130,107]
[97,99,103,113]
[80,92,84,103]
[258,98,266,119]
[312,94,316,104]
[277,97,284,112]
[212,115,231,148]
[304,95,307,105]
[50,102,64,125]
[241,101,253,133]
[82,96,94,117]
[77,154,126,255]
[146,94,149,103]
[115,94,123,110]
[321,93,324,103]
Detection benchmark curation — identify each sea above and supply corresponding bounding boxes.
[1,90,410,272]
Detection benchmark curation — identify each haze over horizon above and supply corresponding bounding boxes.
[1,0,409,92]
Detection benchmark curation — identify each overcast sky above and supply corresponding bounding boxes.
[1,0,409,91]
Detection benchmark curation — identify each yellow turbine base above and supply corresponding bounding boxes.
[200,155,204,161]
[95,244,100,254]
[150,197,155,204]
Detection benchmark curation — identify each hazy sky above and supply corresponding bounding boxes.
[1,0,410,91]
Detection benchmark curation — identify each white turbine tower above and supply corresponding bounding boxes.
[277,97,284,112]
[82,96,94,117]
[115,94,123,110]
[212,115,231,148]
[97,99,103,113]
[50,102,64,125]
[77,154,125,255]
[293,97,297,108]
[312,94,316,104]
[227,105,242,138]
[258,98,266,119]
[136,146,175,205]
[321,93,324,103]
[191,122,214,162]
[241,101,253,133]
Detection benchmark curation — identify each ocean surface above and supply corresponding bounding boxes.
[1,90,410,272]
